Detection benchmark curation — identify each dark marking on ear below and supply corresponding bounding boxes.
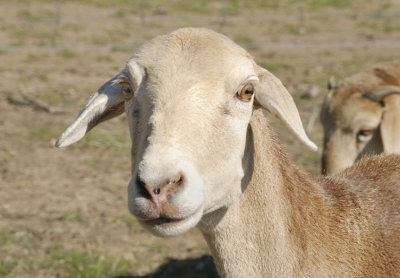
[87,101,125,131]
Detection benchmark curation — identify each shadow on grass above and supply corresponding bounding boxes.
[114,255,219,278]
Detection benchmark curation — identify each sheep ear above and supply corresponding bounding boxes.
[380,95,400,153]
[254,65,317,151]
[56,72,131,148]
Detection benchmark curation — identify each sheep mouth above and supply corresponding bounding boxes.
[137,206,204,236]
[140,217,184,226]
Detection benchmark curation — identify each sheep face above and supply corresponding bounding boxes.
[125,36,258,236]
[321,72,400,175]
[56,28,315,237]
[321,89,383,174]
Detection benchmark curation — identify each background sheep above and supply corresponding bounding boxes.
[320,61,400,174]
[57,28,400,278]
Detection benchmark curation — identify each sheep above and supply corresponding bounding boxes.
[56,28,400,278]
[320,61,400,174]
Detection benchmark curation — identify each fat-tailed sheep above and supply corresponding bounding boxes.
[56,28,400,278]
[320,61,400,174]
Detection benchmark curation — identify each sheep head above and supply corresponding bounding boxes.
[56,28,315,237]
[321,76,400,175]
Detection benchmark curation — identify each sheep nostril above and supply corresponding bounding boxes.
[177,176,184,185]
[136,176,151,198]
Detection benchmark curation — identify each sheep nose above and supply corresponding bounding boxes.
[137,175,184,204]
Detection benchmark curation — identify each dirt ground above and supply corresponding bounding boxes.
[1,1,400,277]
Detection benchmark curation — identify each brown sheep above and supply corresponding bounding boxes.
[320,61,400,174]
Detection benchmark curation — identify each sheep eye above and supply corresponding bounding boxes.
[357,129,374,142]
[237,83,254,101]
[120,82,134,97]
[123,87,132,95]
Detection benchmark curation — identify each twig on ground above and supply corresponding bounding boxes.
[6,85,66,115]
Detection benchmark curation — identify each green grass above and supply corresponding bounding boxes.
[58,49,78,58]
[29,124,64,142]
[24,52,46,63]
[234,35,253,45]
[95,53,115,62]
[18,8,55,21]
[37,92,72,106]
[285,23,308,35]
[49,249,133,278]
[0,229,42,249]
[20,72,49,82]
[382,20,400,33]
[62,23,82,33]
[119,215,141,231]
[10,27,30,40]
[0,231,10,245]
[78,128,129,148]
[260,63,293,74]
[46,211,86,223]
[10,26,54,45]
[308,0,353,9]
[0,260,18,277]
[0,237,137,278]
[0,0,377,15]
[91,36,109,45]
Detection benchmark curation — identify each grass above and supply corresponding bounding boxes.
[62,22,82,33]
[0,231,11,245]
[24,52,46,62]
[0,260,18,277]
[95,53,115,62]
[48,249,134,278]
[0,229,42,250]
[29,124,64,142]
[10,26,54,45]
[10,27,30,40]
[58,49,78,58]
[20,72,49,82]
[37,92,71,106]
[234,35,254,45]
[119,215,141,231]
[260,63,293,73]
[308,0,353,9]
[286,24,307,35]
[46,211,86,223]
[0,239,136,278]
[78,127,129,149]
[18,8,55,21]
[1,228,138,277]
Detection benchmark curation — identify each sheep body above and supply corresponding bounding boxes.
[200,109,400,277]
[56,28,400,278]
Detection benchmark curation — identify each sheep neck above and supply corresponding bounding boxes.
[199,109,326,278]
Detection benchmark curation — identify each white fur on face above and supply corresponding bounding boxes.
[125,29,258,236]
